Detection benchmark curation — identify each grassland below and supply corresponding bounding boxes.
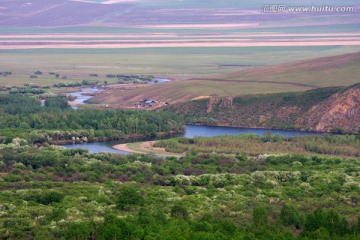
[2,45,359,94]
[92,51,360,104]
[1,0,359,101]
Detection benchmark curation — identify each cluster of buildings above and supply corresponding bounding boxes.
[136,99,168,108]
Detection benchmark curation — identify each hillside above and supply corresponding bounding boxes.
[164,83,360,133]
[92,51,360,105]
[297,85,360,132]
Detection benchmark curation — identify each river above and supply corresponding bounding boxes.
[67,78,170,109]
[63,125,321,154]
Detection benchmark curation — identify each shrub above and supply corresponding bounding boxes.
[252,206,269,226]
[26,191,64,205]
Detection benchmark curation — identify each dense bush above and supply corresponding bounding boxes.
[25,191,64,205]
[45,97,70,109]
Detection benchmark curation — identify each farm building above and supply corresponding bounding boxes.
[139,99,158,108]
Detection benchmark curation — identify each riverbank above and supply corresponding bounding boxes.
[113,141,184,157]
[59,125,325,155]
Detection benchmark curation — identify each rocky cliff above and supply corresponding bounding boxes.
[165,84,360,133]
[297,85,360,132]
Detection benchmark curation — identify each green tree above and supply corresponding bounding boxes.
[280,204,302,228]
[171,204,189,220]
[34,191,64,205]
[116,186,145,210]
[44,97,70,109]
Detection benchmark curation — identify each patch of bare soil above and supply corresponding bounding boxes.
[113,143,142,154]
[191,95,211,100]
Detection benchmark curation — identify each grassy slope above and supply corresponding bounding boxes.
[219,51,360,87]
[93,51,360,104]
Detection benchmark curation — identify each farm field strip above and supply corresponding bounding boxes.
[2,31,360,49]
[2,40,360,49]
[2,33,360,39]
[3,37,360,43]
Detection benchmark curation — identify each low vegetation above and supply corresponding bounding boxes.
[154,134,360,157]
[0,141,359,239]
[106,74,154,84]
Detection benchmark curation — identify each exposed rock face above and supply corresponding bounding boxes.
[220,97,233,108]
[207,96,233,113]
[207,97,220,113]
[297,86,360,132]
[166,84,360,133]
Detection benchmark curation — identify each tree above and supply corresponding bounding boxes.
[280,204,302,228]
[44,97,70,110]
[171,204,189,220]
[116,186,145,210]
[36,191,64,205]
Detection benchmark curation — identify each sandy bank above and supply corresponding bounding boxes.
[113,143,143,154]
[113,141,184,157]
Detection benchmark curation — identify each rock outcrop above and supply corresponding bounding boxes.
[166,84,360,133]
[297,85,360,132]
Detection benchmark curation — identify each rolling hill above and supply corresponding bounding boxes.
[92,51,360,105]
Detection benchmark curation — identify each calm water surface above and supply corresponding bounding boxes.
[183,125,321,138]
[64,125,321,154]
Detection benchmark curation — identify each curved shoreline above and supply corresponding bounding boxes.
[113,141,184,157]
[112,143,143,154]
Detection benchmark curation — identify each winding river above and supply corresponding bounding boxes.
[63,125,321,154]
[67,78,170,109]
[63,78,321,154]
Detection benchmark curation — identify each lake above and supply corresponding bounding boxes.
[63,124,321,154]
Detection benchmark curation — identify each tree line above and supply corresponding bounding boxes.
[0,94,184,143]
